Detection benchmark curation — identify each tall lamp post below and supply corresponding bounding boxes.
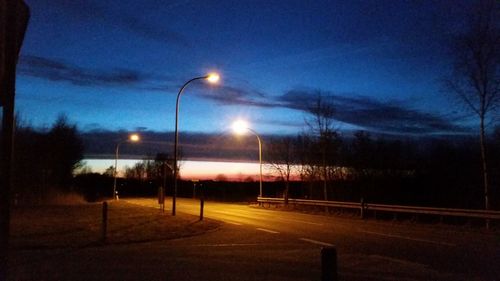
[172,73,219,216]
[232,120,263,198]
[113,133,140,200]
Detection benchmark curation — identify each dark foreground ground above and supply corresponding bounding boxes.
[8,200,220,280]
[7,198,500,280]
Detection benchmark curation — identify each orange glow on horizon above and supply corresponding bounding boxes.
[179,160,263,180]
[83,159,301,181]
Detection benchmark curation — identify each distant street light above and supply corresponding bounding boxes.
[232,120,263,198]
[113,133,140,200]
[129,134,140,142]
[172,73,220,216]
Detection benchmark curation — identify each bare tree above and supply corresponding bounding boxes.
[445,0,499,210]
[351,130,373,177]
[267,136,297,205]
[125,162,146,180]
[295,133,318,198]
[305,91,341,201]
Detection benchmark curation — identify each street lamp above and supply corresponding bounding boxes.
[172,73,220,216]
[113,133,140,200]
[232,120,263,198]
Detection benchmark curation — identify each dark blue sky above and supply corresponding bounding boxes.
[16,0,480,135]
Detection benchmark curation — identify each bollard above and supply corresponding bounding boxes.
[360,198,365,219]
[321,246,337,281]
[200,197,204,221]
[102,201,108,243]
[199,184,204,221]
[158,186,165,213]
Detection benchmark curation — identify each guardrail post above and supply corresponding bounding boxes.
[101,201,108,243]
[321,246,338,281]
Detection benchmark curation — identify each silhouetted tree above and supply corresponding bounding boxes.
[305,91,342,200]
[125,161,147,180]
[103,166,114,177]
[45,115,84,189]
[350,131,373,176]
[295,133,317,198]
[154,152,173,189]
[12,114,84,202]
[267,136,297,204]
[124,154,173,186]
[444,0,499,210]
[215,174,228,182]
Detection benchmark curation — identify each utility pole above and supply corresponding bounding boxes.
[0,1,29,279]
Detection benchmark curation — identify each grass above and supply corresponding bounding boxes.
[10,200,220,250]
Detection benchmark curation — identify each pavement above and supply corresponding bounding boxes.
[8,198,500,280]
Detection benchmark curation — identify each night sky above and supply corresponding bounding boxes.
[16,0,481,136]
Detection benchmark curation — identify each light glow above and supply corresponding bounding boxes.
[232,119,249,135]
[206,73,220,84]
[129,134,140,142]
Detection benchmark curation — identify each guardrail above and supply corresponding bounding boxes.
[257,197,500,224]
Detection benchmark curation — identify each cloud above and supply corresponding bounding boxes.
[17,55,272,103]
[255,118,304,129]
[177,84,465,135]
[81,130,262,161]
[195,84,278,108]
[276,89,467,135]
[18,55,154,88]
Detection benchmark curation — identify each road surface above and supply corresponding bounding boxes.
[123,197,500,281]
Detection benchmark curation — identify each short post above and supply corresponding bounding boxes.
[321,246,337,281]
[199,183,204,221]
[360,198,365,219]
[192,180,199,199]
[101,201,108,243]
[158,186,165,213]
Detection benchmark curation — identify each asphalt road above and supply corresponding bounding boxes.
[124,197,500,281]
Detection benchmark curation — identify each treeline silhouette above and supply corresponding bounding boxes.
[10,114,499,210]
[11,115,84,204]
[74,129,500,210]
[263,131,500,209]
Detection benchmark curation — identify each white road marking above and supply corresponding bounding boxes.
[273,216,325,226]
[191,243,261,247]
[256,228,279,234]
[299,238,334,247]
[360,230,456,247]
[225,221,243,226]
